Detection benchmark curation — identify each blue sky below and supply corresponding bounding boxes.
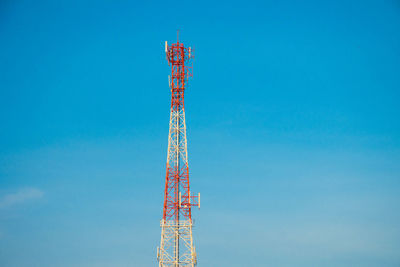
[0,0,400,266]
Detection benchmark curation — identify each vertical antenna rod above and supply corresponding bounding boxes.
[157,36,200,267]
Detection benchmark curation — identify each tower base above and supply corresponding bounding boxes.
[158,219,197,267]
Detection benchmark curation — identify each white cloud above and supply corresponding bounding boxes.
[0,188,44,209]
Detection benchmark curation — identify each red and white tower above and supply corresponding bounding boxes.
[157,36,200,267]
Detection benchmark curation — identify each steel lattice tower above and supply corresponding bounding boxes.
[157,36,200,267]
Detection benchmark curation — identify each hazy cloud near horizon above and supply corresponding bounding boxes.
[0,188,44,209]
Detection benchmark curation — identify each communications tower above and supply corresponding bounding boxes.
[157,35,200,267]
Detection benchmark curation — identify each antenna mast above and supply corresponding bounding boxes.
[157,35,200,267]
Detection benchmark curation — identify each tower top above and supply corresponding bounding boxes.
[165,37,194,65]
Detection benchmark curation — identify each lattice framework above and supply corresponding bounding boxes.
[157,37,200,267]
